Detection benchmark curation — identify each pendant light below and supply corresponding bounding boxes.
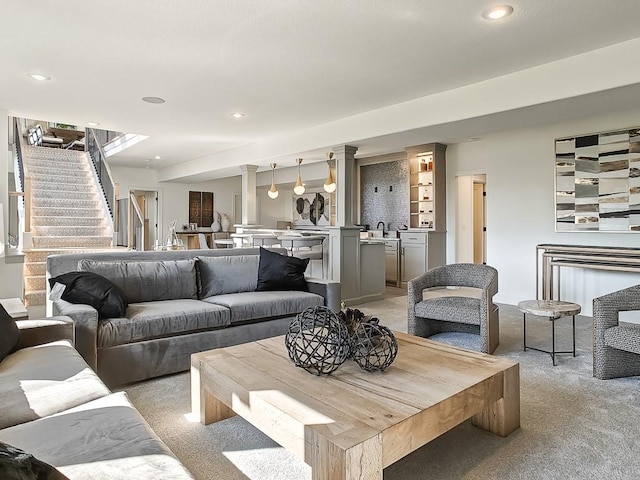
[323,152,336,193]
[293,158,306,195]
[268,163,279,199]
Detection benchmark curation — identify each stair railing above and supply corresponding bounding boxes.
[10,117,31,249]
[86,128,118,231]
[129,192,145,250]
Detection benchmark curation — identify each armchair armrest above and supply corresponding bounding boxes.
[53,299,99,370]
[16,316,74,349]
[593,285,640,333]
[306,277,341,313]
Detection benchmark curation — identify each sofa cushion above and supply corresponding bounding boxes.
[415,297,481,325]
[0,341,110,430]
[256,247,309,292]
[203,291,323,324]
[197,255,259,297]
[0,392,194,480]
[48,271,128,319]
[0,317,20,363]
[97,299,231,348]
[78,259,198,304]
[0,440,68,480]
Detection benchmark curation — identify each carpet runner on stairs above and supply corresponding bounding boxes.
[21,145,116,307]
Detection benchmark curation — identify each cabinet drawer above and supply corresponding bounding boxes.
[399,232,427,244]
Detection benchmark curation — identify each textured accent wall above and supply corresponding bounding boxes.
[360,159,409,231]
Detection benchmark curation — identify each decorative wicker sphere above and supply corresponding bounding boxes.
[352,323,398,372]
[285,306,351,375]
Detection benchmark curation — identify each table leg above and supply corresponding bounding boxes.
[472,363,520,437]
[551,318,556,366]
[572,315,576,357]
[191,364,235,425]
[308,432,382,480]
[523,313,527,351]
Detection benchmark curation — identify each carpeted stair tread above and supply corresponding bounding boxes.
[33,226,110,236]
[32,197,102,208]
[32,207,105,217]
[24,290,46,307]
[31,216,107,227]
[33,190,100,200]
[32,236,113,248]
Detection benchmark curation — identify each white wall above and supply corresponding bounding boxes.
[447,107,640,315]
[110,166,242,241]
[0,111,24,298]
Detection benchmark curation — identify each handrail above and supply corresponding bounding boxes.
[129,192,145,250]
[86,128,117,223]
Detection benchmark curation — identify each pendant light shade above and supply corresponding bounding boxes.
[293,158,305,195]
[268,163,279,199]
[323,152,336,193]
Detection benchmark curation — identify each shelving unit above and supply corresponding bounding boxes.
[406,143,446,231]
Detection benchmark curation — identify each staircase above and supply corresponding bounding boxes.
[21,145,115,307]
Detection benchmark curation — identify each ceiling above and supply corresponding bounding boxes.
[2,1,640,181]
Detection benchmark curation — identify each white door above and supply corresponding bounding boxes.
[401,244,425,282]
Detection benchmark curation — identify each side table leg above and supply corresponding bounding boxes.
[523,313,527,352]
[572,315,576,357]
[551,318,556,366]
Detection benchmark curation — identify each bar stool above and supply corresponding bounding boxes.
[277,235,326,278]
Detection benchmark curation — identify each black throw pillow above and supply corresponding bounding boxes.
[0,441,69,479]
[0,315,20,362]
[256,247,309,292]
[48,271,128,319]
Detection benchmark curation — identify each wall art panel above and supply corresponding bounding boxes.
[555,127,640,232]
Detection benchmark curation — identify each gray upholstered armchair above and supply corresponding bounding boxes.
[407,263,499,354]
[593,285,640,380]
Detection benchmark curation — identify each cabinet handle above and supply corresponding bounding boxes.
[401,247,405,256]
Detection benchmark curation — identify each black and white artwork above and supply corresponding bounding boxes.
[293,192,330,226]
[555,127,640,232]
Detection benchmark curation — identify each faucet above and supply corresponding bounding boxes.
[376,221,385,233]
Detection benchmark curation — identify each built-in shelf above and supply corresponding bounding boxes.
[407,143,446,230]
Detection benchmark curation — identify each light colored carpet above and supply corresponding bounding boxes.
[122,298,640,479]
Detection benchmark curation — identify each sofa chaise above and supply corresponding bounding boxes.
[0,317,193,479]
[47,247,340,386]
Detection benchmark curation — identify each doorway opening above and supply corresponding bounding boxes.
[456,174,486,264]
[127,189,159,250]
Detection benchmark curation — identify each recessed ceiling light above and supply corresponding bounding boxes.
[87,121,100,127]
[153,155,161,160]
[28,73,50,81]
[142,96,165,104]
[144,159,152,162]
[482,5,513,20]
[230,112,245,119]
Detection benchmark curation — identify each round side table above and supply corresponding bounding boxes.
[518,299,581,366]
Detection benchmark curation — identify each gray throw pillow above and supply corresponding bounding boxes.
[197,255,259,298]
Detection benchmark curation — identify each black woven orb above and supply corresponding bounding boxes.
[352,323,398,372]
[285,306,351,375]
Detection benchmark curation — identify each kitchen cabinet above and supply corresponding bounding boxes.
[400,231,446,283]
[407,143,446,231]
[384,239,400,287]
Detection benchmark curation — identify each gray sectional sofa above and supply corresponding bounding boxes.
[47,247,340,386]
[0,317,192,479]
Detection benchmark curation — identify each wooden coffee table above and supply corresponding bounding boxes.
[191,332,520,480]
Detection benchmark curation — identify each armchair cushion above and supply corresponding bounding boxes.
[48,271,127,319]
[604,325,640,355]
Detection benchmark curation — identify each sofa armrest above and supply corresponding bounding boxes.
[16,316,74,349]
[53,299,99,370]
[306,277,341,313]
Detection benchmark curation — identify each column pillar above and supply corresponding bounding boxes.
[333,145,358,227]
[239,165,258,226]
